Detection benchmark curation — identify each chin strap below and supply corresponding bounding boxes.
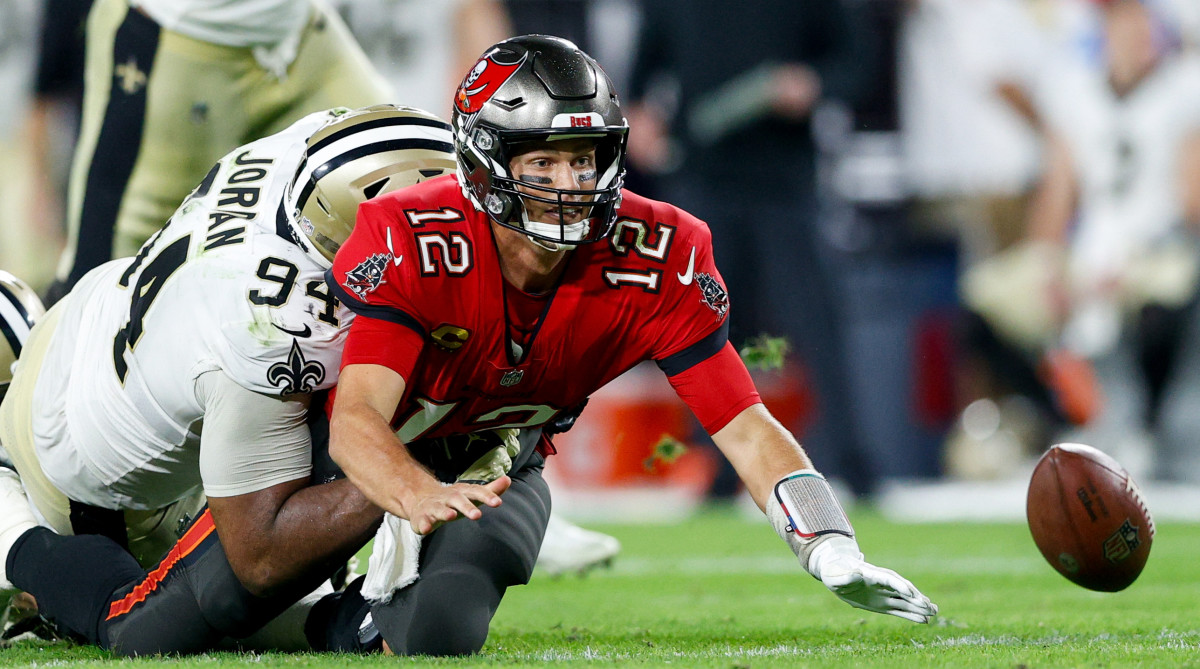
[519,205,590,250]
[526,235,565,253]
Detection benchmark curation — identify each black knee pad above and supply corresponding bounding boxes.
[8,527,145,645]
[467,464,551,588]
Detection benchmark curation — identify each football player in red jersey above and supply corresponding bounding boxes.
[325,35,938,655]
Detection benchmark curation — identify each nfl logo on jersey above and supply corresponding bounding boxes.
[500,369,524,387]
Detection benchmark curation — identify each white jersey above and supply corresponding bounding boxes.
[31,110,352,510]
[899,0,1046,197]
[131,0,310,48]
[1043,54,1200,280]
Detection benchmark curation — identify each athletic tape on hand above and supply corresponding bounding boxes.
[773,470,854,539]
[765,469,855,577]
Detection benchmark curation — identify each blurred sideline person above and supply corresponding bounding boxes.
[0,106,470,655]
[963,0,1200,480]
[332,0,513,116]
[332,0,618,577]
[899,0,1067,477]
[323,35,936,656]
[48,0,394,302]
[20,0,95,294]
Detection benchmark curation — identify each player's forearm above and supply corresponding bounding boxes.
[712,403,814,510]
[210,474,383,597]
[251,478,382,594]
[329,400,442,518]
[1026,132,1077,245]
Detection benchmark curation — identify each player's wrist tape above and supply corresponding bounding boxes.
[765,469,857,578]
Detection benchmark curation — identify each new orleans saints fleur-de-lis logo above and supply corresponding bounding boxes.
[267,339,326,394]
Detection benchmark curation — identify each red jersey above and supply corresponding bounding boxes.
[328,175,758,448]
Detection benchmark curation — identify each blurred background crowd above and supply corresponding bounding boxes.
[3,0,1200,502]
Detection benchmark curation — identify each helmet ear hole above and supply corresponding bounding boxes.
[362,178,389,200]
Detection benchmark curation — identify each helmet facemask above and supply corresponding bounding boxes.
[489,133,625,249]
[452,35,629,250]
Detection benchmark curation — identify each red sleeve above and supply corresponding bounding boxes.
[340,314,425,380]
[327,197,424,329]
[328,196,432,380]
[667,342,760,433]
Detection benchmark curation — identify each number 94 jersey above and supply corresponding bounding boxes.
[29,111,350,511]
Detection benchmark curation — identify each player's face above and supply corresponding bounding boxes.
[508,139,599,226]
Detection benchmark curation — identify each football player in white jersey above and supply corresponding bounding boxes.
[0,104,511,654]
[1034,0,1200,480]
[51,0,395,299]
[965,0,1200,479]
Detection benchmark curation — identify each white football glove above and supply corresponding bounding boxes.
[807,535,938,623]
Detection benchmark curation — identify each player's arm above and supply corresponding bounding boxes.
[325,203,507,533]
[1026,130,1078,246]
[197,370,380,598]
[329,363,509,535]
[1179,130,1200,228]
[669,345,938,623]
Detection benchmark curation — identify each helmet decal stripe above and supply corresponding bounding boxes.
[296,124,453,193]
[0,315,20,361]
[294,138,454,213]
[307,115,451,157]
[0,282,34,358]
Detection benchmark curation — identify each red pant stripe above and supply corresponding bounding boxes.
[105,509,215,620]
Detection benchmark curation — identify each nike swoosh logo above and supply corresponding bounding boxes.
[274,323,312,338]
[386,228,404,266]
[677,247,696,285]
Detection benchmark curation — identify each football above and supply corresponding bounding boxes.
[1026,443,1155,591]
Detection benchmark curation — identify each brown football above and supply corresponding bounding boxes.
[1026,443,1155,591]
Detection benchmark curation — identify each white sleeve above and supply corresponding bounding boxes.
[195,370,313,498]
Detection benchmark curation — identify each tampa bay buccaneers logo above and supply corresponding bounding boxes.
[267,340,326,395]
[344,253,392,299]
[455,50,527,114]
[695,273,729,319]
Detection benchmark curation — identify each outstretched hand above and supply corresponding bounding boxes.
[809,536,938,623]
[405,475,511,535]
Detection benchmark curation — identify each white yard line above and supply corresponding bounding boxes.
[606,555,1043,576]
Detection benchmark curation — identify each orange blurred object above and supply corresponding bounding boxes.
[549,362,811,494]
[1039,348,1104,426]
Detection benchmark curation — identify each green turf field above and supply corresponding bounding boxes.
[4,505,1198,667]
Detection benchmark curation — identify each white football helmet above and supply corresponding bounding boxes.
[286,105,458,266]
